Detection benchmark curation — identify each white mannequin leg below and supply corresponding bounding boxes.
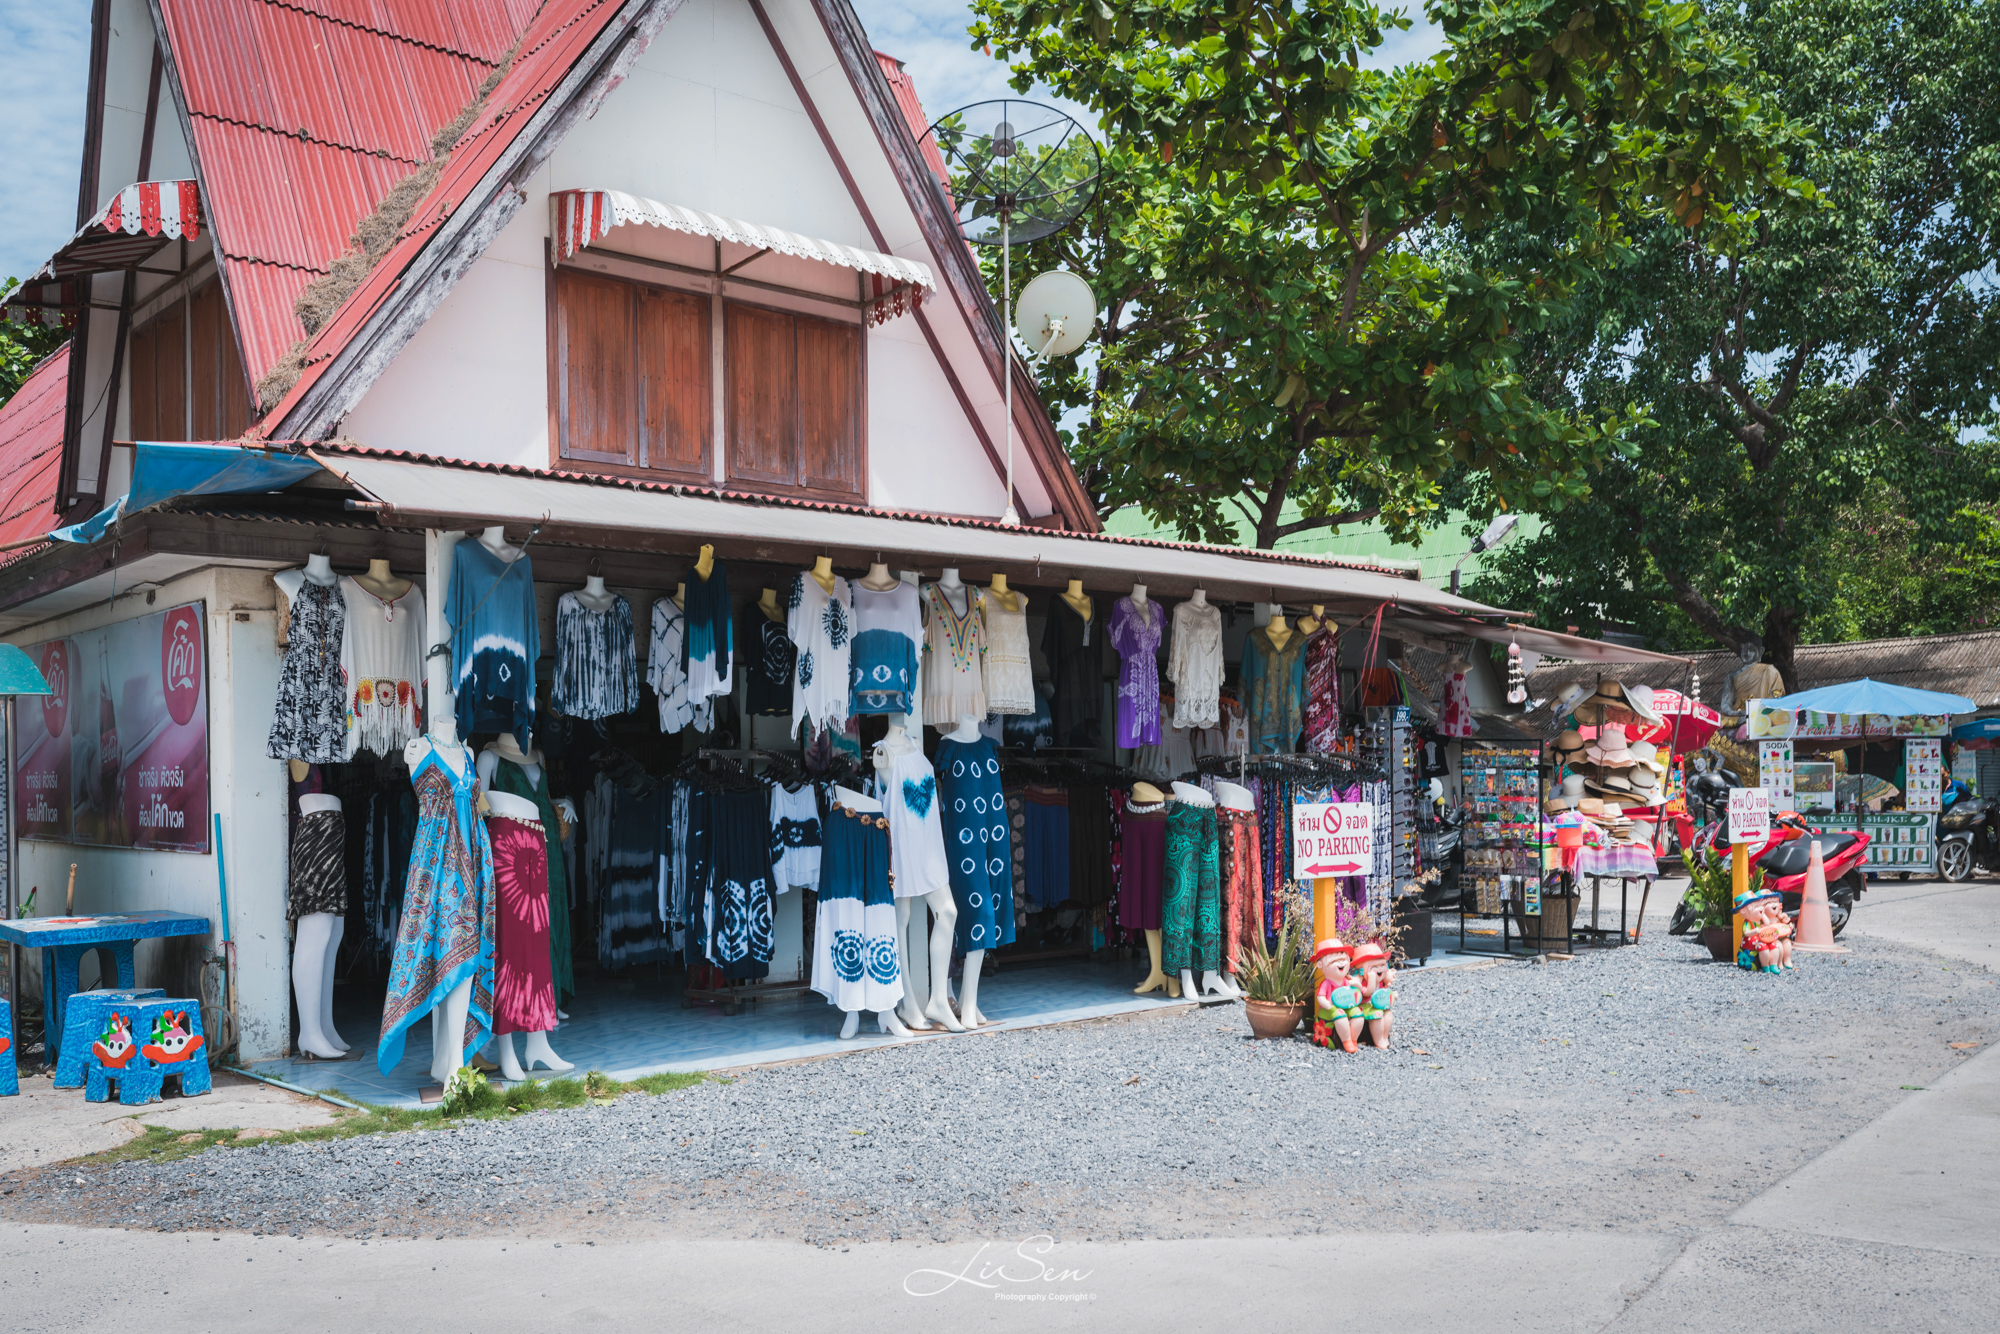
[318,915,349,1050]
[493,1031,527,1082]
[427,977,475,1082]
[876,1009,912,1035]
[839,1010,861,1040]
[922,888,965,1031]
[1179,968,1200,1001]
[1201,969,1240,999]
[291,914,342,1059]
[959,949,989,1027]
[522,1029,572,1072]
[893,898,932,1029]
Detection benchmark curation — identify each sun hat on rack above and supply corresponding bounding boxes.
[1562,774,1586,799]
[1551,729,1588,761]
[1554,683,1591,718]
[1586,773,1636,797]
[1585,723,1637,767]
[1627,740,1668,775]
[1625,683,1663,725]
[1574,679,1664,727]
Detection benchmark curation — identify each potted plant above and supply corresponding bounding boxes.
[1681,846,1754,961]
[1238,922,1313,1038]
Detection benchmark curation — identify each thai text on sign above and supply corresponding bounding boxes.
[1292,802,1375,878]
[1728,787,1770,845]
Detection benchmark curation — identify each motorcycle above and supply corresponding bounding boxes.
[1937,788,2000,881]
[1668,812,1868,937]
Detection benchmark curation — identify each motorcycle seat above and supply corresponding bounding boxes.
[1759,832,1859,879]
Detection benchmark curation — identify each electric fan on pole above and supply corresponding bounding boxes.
[922,100,1101,524]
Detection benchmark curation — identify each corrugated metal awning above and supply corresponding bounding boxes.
[552,189,934,326]
[3,182,202,327]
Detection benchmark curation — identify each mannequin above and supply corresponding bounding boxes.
[694,543,716,582]
[757,588,784,623]
[1130,582,1149,608]
[292,792,350,1059]
[828,786,914,1041]
[1263,607,1294,653]
[477,733,576,1066]
[272,552,338,604]
[859,561,899,591]
[1296,603,1326,635]
[987,571,1020,613]
[477,525,524,563]
[935,713,999,1026]
[809,555,837,596]
[1129,780,1176,998]
[1189,587,1208,608]
[405,724,477,1084]
[934,566,966,607]
[671,582,686,610]
[1169,780,1225,1001]
[352,557,412,602]
[1061,578,1092,621]
[573,573,616,613]
[878,725,965,1032]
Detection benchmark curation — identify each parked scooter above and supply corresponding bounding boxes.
[1937,786,2000,881]
[1669,813,1868,936]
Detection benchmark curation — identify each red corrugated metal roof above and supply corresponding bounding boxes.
[874,51,948,187]
[0,347,70,549]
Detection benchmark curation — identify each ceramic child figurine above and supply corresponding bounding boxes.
[1350,941,1398,1049]
[1735,889,1795,973]
[1310,938,1365,1053]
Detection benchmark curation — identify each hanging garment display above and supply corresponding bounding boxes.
[591,770,673,970]
[1242,625,1307,753]
[936,736,1015,953]
[1023,785,1071,908]
[1117,794,1168,931]
[1134,727,1196,783]
[1002,683,1056,750]
[880,745,950,897]
[768,780,822,893]
[1169,599,1223,729]
[923,583,987,726]
[1163,801,1220,974]
[1439,657,1476,737]
[982,589,1036,715]
[448,540,539,743]
[286,805,347,920]
[488,810,557,1035]
[377,744,495,1076]
[484,748,574,1005]
[745,615,797,717]
[1218,805,1265,970]
[1109,597,1165,748]
[811,801,903,1012]
[339,577,425,758]
[648,599,714,735]
[552,591,638,720]
[1302,627,1341,754]
[788,571,855,737]
[1043,595,1103,747]
[1067,784,1116,907]
[684,562,734,703]
[849,580,923,715]
[698,784,777,981]
[269,578,348,764]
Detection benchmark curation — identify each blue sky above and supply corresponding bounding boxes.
[0,1,1444,285]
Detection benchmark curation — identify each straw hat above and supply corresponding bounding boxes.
[1586,723,1637,767]
[1574,679,1664,727]
[1554,683,1591,718]
[1551,729,1588,761]
[1627,740,1668,775]
[1577,797,1607,817]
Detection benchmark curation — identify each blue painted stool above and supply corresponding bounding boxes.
[54,987,164,1088]
[85,998,210,1105]
[1,994,17,1096]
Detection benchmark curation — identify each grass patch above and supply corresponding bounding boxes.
[76,1068,709,1167]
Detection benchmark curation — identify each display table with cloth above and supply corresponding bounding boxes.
[0,913,209,1070]
[1567,843,1660,947]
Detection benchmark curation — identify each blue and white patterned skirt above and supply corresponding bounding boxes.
[810,804,903,1013]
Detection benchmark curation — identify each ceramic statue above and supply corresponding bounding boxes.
[1351,941,1398,1049]
[1735,889,1795,973]
[1310,938,1365,1053]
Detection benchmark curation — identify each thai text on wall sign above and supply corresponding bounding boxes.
[1292,802,1376,878]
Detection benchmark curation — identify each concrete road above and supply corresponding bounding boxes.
[1845,877,2000,971]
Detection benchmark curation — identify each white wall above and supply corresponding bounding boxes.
[339,0,1027,523]
[5,566,292,1061]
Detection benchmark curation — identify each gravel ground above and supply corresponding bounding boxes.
[5,933,1993,1245]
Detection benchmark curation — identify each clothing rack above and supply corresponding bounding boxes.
[1196,751,1386,784]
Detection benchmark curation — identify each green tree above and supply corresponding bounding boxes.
[0,279,65,407]
[972,0,1810,547]
[1472,0,2000,685]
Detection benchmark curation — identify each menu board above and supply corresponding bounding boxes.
[1759,740,1795,807]
[1821,812,1934,874]
[1905,739,1943,813]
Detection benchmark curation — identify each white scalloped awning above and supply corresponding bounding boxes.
[3,181,202,327]
[551,189,933,326]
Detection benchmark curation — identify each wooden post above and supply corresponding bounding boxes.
[1731,842,1748,961]
[1313,876,1340,944]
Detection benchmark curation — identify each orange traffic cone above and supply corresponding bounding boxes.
[1794,839,1847,954]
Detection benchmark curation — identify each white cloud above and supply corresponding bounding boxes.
[0,1,91,284]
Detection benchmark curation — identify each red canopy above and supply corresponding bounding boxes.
[1576,689,1723,751]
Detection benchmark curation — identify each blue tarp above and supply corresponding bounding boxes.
[1775,677,1977,718]
[1953,716,2000,739]
[49,442,324,543]
[0,643,51,695]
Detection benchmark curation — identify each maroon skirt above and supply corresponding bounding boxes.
[489,814,557,1035]
[1118,802,1168,931]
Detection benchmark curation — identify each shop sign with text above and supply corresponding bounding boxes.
[1292,802,1375,878]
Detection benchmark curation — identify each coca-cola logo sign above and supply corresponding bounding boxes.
[161,606,203,725]
[39,640,69,737]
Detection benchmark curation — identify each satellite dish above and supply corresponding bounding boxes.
[1014,269,1096,359]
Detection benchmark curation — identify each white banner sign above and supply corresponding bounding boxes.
[1728,786,1771,844]
[1759,740,1794,808]
[1292,801,1376,878]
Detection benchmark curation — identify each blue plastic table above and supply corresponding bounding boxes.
[0,912,210,1068]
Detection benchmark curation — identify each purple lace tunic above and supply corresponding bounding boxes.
[1109,597,1165,748]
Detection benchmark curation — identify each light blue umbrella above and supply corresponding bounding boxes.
[1775,678,1975,717]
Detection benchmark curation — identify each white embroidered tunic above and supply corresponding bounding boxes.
[1169,599,1224,729]
[981,589,1036,715]
[339,576,425,758]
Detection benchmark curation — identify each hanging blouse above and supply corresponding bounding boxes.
[647,598,713,735]
[448,539,539,744]
[849,580,923,716]
[338,576,425,759]
[269,577,348,764]
[1169,599,1223,729]
[879,744,950,898]
[788,571,855,737]
[768,780,822,892]
[745,615,796,717]
[1108,596,1165,748]
[1302,627,1341,753]
[922,583,987,727]
[552,591,638,720]
[683,562,733,703]
[1042,594,1103,748]
[1241,624,1307,754]
[981,589,1036,715]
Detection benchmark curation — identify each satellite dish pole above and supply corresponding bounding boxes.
[924,100,1100,525]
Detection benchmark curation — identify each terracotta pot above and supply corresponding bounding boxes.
[1245,1000,1306,1040]
[1699,926,1734,962]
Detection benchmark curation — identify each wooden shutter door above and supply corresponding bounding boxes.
[555,270,637,463]
[131,299,187,440]
[189,283,226,438]
[637,286,711,480]
[794,313,862,497]
[726,303,797,488]
[219,308,253,437]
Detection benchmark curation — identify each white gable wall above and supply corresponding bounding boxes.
[341,0,1043,522]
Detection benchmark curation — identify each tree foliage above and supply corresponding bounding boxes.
[970,0,1811,547]
[1471,0,2000,684]
[0,279,65,407]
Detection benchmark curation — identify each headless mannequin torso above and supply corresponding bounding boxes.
[1061,578,1092,622]
[1263,606,1294,653]
[572,574,616,613]
[986,572,1020,614]
[292,792,350,1059]
[876,726,966,1034]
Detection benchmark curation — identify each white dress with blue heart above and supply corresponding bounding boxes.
[879,746,950,899]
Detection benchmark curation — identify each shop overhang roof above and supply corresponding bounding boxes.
[311,449,1519,618]
[1389,615,1693,666]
